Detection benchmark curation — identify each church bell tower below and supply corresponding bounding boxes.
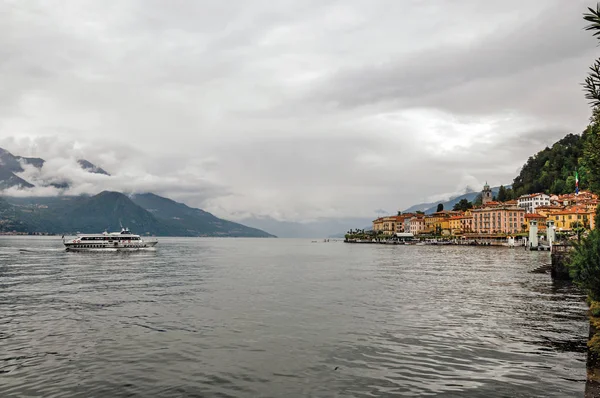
[482,182,493,205]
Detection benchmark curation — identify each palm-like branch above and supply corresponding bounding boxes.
[584,4,600,38]
[584,60,600,107]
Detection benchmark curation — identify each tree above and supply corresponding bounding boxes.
[584,4,600,107]
[570,229,600,301]
[397,211,402,216]
[568,7,600,304]
[497,185,507,202]
[416,210,424,215]
[473,194,483,206]
[436,203,444,212]
[550,179,566,195]
[511,134,586,196]
[582,113,600,193]
[566,175,577,194]
[505,188,516,201]
[452,198,473,212]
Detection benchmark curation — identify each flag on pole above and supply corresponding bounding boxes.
[575,171,579,195]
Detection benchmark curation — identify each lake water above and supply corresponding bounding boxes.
[0,237,589,397]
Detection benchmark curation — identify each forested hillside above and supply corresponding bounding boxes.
[512,112,600,196]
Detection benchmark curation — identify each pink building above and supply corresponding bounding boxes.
[471,205,525,234]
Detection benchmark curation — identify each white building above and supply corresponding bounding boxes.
[408,216,426,235]
[403,217,411,234]
[517,193,550,214]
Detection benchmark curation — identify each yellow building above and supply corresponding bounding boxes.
[448,212,473,235]
[424,212,452,235]
[448,216,462,235]
[535,205,564,219]
[372,216,400,235]
[550,206,595,231]
[524,213,547,233]
[372,217,384,233]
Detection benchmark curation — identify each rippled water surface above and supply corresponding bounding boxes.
[0,237,589,397]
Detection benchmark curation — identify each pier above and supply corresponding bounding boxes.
[550,244,573,280]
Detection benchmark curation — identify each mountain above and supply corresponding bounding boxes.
[1,191,274,237]
[0,148,45,172]
[1,192,162,234]
[0,147,112,190]
[239,215,374,238]
[0,148,44,189]
[402,185,511,215]
[0,197,32,231]
[402,200,438,214]
[0,147,273,237]
[0,167,34,190]
[130,193,274,237]
[77,159,110,176]
[66,191,165,234]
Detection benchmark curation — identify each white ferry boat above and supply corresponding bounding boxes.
[63,228,158,251]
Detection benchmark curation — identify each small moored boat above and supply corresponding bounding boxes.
[63,228,158,251]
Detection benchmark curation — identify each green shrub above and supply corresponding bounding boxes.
[569,229,600,301]
[592,301,600,317]
[590,333,600,355]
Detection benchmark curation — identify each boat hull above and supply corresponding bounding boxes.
[64,241,157,251]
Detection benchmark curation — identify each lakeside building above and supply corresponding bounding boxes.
[407,215,426,235]
[548,206,596,231]
[423,211,461,235]
[524,213,547,233]
[535,205,565,217]
[372,213,417,235]
[448,212,473,235]
[367,184,598,239]
[372,216,398,235]
[550,191,599,207]
[396,213,415,233]
[518,193,550,214]
[471,204,526,235]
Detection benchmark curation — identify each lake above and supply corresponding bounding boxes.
[0,237,588,397]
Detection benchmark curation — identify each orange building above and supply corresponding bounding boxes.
[448,213,473,235]
[395,213,415,233]
[525,213,547,233]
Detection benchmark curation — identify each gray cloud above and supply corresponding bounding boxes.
[0,0,596,222]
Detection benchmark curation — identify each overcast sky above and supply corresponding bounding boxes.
[0,0,597,221]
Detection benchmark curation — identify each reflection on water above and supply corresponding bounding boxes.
[0,237,588,397]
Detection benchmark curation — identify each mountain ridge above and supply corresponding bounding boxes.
[1,191,275,237]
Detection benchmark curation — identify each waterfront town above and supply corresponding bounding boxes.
[359,182,599,243]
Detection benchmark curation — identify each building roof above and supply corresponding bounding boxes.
[483,201,500,207]
[472,204,524,212]
[525,213,546,219]
[553,206,594,215]
[518,192,548,199]
[536,205,563,209]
